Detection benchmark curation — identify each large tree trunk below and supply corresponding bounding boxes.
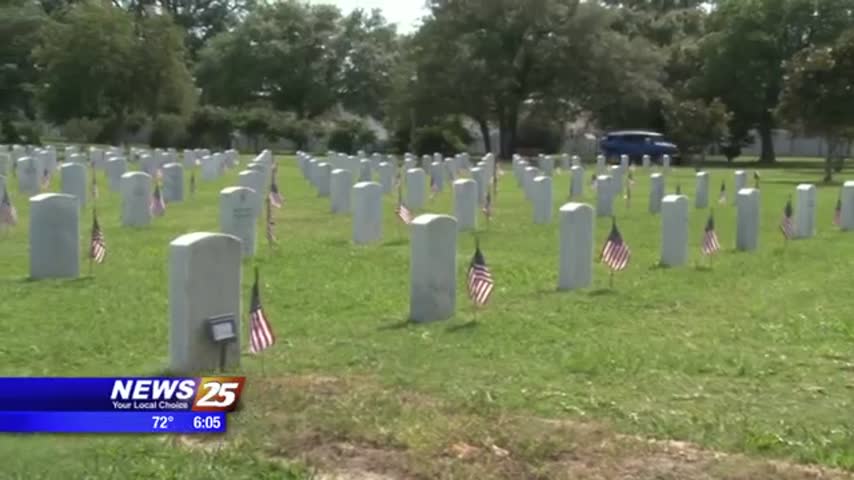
[476,116,491,155]
[496,103,519,160]
[758,118,776,164]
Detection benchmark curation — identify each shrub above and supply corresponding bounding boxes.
[515,117,562,154]
[327,121,376,154]
[187,106,235,149]
[149,114,189,148]
[412,125,466,156]
[62,117,103,143]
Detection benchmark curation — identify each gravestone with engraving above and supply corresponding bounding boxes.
[29,193,79,279]
[410,214,457,323]
[219,187,258,257]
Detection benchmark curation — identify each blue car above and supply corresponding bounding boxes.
[599,130,679,164]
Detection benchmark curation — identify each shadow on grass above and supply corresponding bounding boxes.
[447,320,479,333]
[383,238,408,247]
[377,318,412,331]
[589,288,616,297]
[325,238,350,247]
[694,264,714,272]
[9,276,95,285]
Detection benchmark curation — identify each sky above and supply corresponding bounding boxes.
[309,0,428,32]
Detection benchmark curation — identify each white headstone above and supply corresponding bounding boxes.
[662,154,671,171]
[734,170,747,193]
[660,195,689,267]
[29,193,79,279]
[736,188,760,251]
[378,162,394,194]
[522,166,538,201]
[359,159,372,182]
[0,153,8,176]
[558,203,594,291]
[609,165,624,194]
[596,155,606,173]
[596,175,614,217]
[162,163,184,203]
[59,162,87,210]
[540,156,554,176]
[201,155,221,180]
[453,179,477,231]
[570,165,584,199]
[409,214,457,323]
[695,172,710,209]
[316,162,331,197]
[169,232,242,373]
[649,173,664,214]
[17,157,39,195]
[795,184,816,239]
[532,176,552,224]
[106,157,127,192]
[642,154,651,168]
[120,172,153,227]
[406,168,426,210]
[841,181,854,231]
[331,169,353,214]
[471,166,488,206]
[352,181,383,244]
[620,155,629,170]
[219,187,258,257]
[238,170,265,210]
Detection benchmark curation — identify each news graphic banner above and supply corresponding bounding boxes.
[0,377,245,434]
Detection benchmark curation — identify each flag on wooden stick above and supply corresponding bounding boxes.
[467,241,494,307]
[90,209,106,264]
[396,183,413,224]
[248,267,276,354]
[601,218,631,272]
[0,189,18,227]
[189,170,196,197]
[780,197,795,239]
[718,181,726,204]
[150,183,166,216]
[702,213,721,256]
[265,195,277,245]
[834,197,841,226]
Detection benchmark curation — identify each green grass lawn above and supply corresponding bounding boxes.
[0,155,853,478]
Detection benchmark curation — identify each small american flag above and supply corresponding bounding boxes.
[467,243,494,307]
[91,168,99,201]
[0,189,18,227]
[156,168,164,182]
[41,168,50,190]
[675,184,682,195]
[265,195,277,245]
[718,181,726,204]
[430,173,439,198]
[754,171,761,189]
[483,191,493,219]
[396,185,413,224]
[150,184,166,216]
[269,177,283,208]
[90,209,106,264]
[591,174,598,191]
[834,197,841,226]
[189,170,196,197]
[601,219,631,271]
[780,197,795,239]
[248,268,276,354]
[702,213,721,256]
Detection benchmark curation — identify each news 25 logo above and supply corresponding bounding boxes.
[109,377,246,412]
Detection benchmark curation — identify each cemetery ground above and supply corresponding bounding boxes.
[1,155,853,479]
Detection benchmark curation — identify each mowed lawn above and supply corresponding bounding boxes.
[1,154,853,479]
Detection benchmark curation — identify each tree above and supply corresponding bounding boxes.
[663,97,730,165]
[34,3,195,142]
[0,1,45,123]
[412,0,665,159]
[778,29,854,182]
[698,0,854,164]
[197,1,341,118]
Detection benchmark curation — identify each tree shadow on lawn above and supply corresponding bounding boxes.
[446,320,479,333]
[9,276,95,286]
[382,238,408,247]
[377,317,412,331]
